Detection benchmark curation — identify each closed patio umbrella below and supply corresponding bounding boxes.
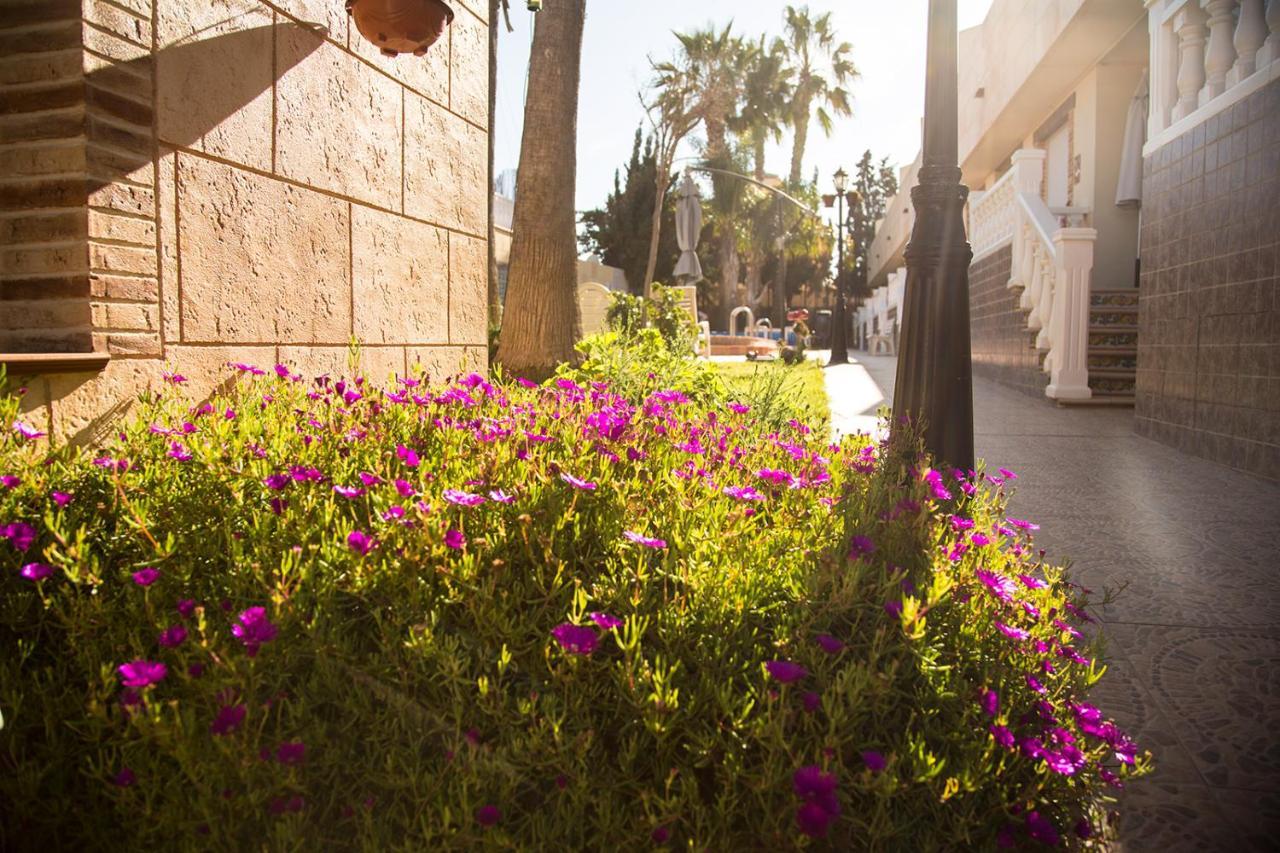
[673,171,703,282]
[1115,70,1148,208]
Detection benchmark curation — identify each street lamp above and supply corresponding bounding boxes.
[826,167,851,366]
[890,0,975,471]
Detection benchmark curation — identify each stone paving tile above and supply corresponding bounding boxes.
[822,353,1280,850]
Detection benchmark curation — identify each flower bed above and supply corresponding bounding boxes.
[0,357,1147,848]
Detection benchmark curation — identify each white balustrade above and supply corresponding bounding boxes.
[1232,0,1268,82]
[1044,229,1098,401]
[1147,0,1280,152]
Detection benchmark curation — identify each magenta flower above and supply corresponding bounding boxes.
[444,488,486,507]
[861,750,886,772]
[1007,517,1040,531]
[276,741,306,765]
[112,767,136,787]
[989,724,1015,749]
[118,660,167,688]
[1,474,20,489]
[815,634,845,655]
[347,530,376,555]
[970,532,991,546]
[231,606,278,656]
[994,621,1030,641]
[559,472,597,491]
[177,598,197,618]
[723,485,765,501]
[475,804,501,827]
[489,489,515,503]
[394,479,417,497]
[51,491,72,507]
[756,468,797,488]
[1025,811,1059,846]
[923,469,952,500]
[168,441,193,462]
[444,527,466,549]
[20,562,54,581]
[975,569,1017,604]
[802,691,821,713]
[333,485,366,499]
[158,624,187,648]
[2,521,36,551]
[1019,573,1049,590]
[1026,674,1048,694]
[980,688,999,716]
[792,765,839,837]
[210,703,246,736]
[589,612,623,630]
[132,567,160,586]
[765,660,808,684]
[998,467,1017,480]
[396,444,420,468]
[728,402,750,414]
[848,535,875,560]
[651,825,670,843]
[12,421,45,440]
[623,530,667,549]
[264,474,290,490]
[551,623,598,655]
[796,801,836,838]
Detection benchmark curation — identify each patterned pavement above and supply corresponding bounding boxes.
[822,353,1280,851]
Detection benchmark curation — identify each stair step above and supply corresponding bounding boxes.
[1057,395,1136,407]
[1089,367,1137,379]
[1089,345,1137,355]
[1089,323,1138,334]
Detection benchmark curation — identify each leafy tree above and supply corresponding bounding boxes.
[781,6,857,187]
[847,149,899,300]
[578,129,679,295]
[730,35,792,181]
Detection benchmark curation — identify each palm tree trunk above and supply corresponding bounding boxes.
[494,0,586,378]
[788,95,811,187]
[642,160,666,300]
[753,133,766,182]
[718,225,738,328]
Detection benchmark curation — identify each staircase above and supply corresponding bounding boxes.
[1081,289,1138,404]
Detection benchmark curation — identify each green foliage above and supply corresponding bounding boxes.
[1,361,1147,849]
[605,284,698,355]
[579,128,679,292]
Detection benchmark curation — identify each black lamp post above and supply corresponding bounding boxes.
[891,0,974,471]
[826,167,850,366]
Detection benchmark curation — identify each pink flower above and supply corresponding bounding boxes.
[861,750,886,772]
[551,623,598,655]
[158,624,187,647]
[347,530,376,555]
[51,491,72,506]
[802,691,821,713]
[210,703,246,735]
[475,804,501,827]
[848,535,875,560]
[1,475,19,489]
[20,562,54,581]
[975,569,1017,604]
[231,606,278,656]
[396,444,420,468]
[2,521,36,551]
[765,660,808,684]
[167,441,193,462]
[444,488,486,507]
[12,421,45,440]
[723,485,765,501]
[622,530,666,549]
[589,612,622,630]
[444,528,466,550]
[132,567,160,586]
[488,489,515,504]
[994,621,1030,641]
[815,634,845,655]
[177,598,197,618]
[333,485,366,499]
[276,741,306,765]
[559,472,597,491]
[394,479,417,497]
[1019,574,1049,590]
[118,660,167,688]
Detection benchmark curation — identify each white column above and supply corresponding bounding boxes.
[1202,0,1237,102]
[1261,0,1280,66]
[1173,5,1209,120]
[1045,228,1097,401]
[1232,0,1268,81]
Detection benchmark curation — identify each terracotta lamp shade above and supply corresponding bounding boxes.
[346,0,454,57]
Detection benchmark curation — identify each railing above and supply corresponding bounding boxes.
[969,147,1098,401]
[1147,0,1280,153]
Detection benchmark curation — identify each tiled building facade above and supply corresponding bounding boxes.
[1,0,489,443]
[1135,78,1280,480]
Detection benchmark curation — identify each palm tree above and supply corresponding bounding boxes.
[639,61,698,297]
[731,35,792,181]
[488,0,513,329]
[494,0,587,378]
[781,5,857,187]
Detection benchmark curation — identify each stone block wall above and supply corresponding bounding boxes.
[1135,78,1280,480]
[968,244,1045,397]
[2,0,489,443]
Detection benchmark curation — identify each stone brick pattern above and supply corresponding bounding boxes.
[4,0,490,443]
[1135,78,1280,481]
[967,244,1045,397]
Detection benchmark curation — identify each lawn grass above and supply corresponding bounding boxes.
[713,357,830,427]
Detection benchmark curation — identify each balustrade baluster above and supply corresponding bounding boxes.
[1204,0,1239,101]
[1263,0,1280,65]
[1233,0,1267,81]
[1173,5,1209,121]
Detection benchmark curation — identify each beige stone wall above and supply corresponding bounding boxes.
[3,0,489,443]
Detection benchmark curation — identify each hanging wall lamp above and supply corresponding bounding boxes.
[346,0,455,57]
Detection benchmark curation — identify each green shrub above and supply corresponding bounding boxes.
[0,363,1147,849]
[606,284,698,354]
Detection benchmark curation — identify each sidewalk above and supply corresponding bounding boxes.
[823,352,1280,851]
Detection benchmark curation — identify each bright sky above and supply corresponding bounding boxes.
[494,1,996,216]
